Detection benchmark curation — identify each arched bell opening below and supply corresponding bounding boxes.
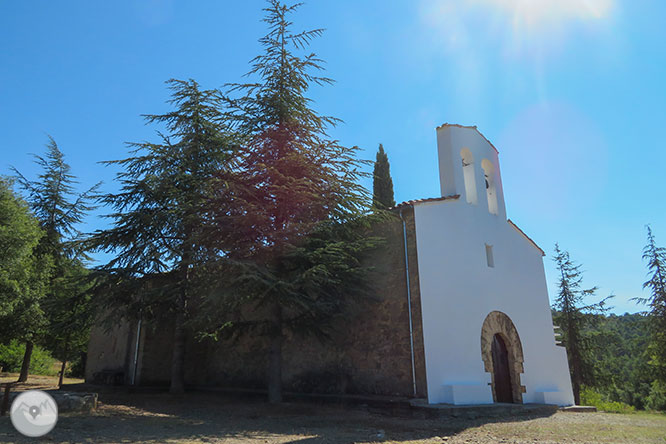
[460,148,478,205]
[481,159,498,215]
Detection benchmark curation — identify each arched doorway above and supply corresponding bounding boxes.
[491,334,513,403]
[481,311,525,403]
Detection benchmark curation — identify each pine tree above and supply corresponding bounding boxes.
[636,226,666,383]
[90,79,235,394]
[372,144,395,209]
[12,138,99,258]
[11,138,98,383]
[205,0,373,403]
[552,244,611,405]
[42,263,95,387]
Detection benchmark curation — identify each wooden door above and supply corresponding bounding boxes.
[491,333,513,403]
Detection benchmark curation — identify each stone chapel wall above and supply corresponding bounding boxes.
[129,211,428,398]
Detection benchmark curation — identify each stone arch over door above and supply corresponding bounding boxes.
[481,311,525,403]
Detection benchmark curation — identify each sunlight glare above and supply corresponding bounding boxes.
[420,0,616,57]
[478,0,613,27]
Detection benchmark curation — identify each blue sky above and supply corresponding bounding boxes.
[1,0,664,314]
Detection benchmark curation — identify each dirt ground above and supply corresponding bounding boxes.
[0,373,84,391]
[0,376,664,444]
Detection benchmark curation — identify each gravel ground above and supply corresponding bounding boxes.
[0,389,664,443]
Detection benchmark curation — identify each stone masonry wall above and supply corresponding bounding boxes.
[403,207,428,398]
[90,210,428,398]
[85,318,135,384]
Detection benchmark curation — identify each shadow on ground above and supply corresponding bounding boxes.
[0,387,558,443]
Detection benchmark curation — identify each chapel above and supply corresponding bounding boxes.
[86,123,575,406]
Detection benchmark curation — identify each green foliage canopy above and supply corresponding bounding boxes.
[12,137,99,260]
[636,226,666,383]
[552,244,611,405]
[91,79,237,393]
[202,0,378,403]
[0,178,46,320]
[10,138,98,380]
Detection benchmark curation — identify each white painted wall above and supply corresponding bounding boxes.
[414,125,574,406]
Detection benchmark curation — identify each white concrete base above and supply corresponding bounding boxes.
[534,390,573,406]
[441,383,494,405]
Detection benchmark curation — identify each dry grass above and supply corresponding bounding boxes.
[0,372,84,391]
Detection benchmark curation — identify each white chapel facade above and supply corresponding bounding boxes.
[408,123,574,405]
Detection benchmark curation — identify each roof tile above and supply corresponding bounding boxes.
[392,194,460,209]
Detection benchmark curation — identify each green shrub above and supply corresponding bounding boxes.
[581,386,603,406]
[645,381,666,411]
[0,340,57,376]
[581,386,635,413]
[0,340,24,372]
[598,400,636,414]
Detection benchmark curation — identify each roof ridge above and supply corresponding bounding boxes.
[436,123,499,154]
[507,219,545,256]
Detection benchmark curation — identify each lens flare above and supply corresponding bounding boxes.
[420,0,615,55]
[477,0,613,27]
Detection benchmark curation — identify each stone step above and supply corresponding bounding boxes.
[409,399,559,419]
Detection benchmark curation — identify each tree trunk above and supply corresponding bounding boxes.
[567,321,582,405]
[58,360,67,388]
[267,304,283,404]
[17,341,33,383]
[170,307,186,395]
[58,338,70,389]
[572,377,581,405]
[171,231,193,396]
[571,349,582,405]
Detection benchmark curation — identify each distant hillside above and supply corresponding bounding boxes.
[554,311,665,410]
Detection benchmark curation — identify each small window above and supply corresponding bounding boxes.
[485,244,494,268]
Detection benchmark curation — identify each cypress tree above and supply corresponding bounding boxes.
[372,144,395,209]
